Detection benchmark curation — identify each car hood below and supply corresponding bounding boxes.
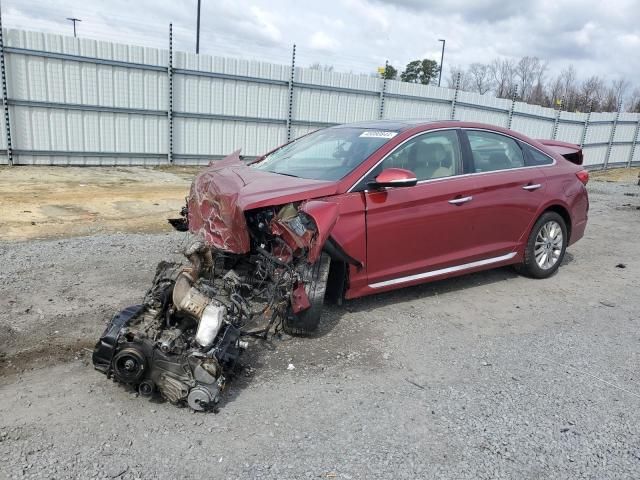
[187,151,340,253]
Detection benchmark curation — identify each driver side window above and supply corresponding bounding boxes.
[370,130,461,183]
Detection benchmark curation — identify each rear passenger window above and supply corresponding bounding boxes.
[466,130,525,172]
[522,143,554,166]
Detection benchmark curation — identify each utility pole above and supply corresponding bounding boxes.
[66,17,81,37]
[438,38,445,87]
[195,0,201,54]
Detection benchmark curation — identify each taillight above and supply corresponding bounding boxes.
[576,169,589,185]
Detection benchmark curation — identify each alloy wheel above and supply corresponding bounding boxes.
[534,220,563,270]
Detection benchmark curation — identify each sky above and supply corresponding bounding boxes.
[3,0,640,86]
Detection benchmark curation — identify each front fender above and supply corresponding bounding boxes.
[300,200,339,264]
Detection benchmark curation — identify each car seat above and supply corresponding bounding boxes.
[431,145,454,178]
[410,142,452,180]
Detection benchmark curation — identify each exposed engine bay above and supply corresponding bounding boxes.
[93,200,335,412]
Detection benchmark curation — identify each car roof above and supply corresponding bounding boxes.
[332,120,534,140]
[326,120,569,160]
[331,119,453,132]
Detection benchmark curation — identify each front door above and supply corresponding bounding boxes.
[360,129,479,287]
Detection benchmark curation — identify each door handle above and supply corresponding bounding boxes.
[448,195,473,205]
[522,183,542,191]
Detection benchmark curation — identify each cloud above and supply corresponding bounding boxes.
[309,31,339,51]
[574,22,597,47]
[619,33,640,47]
[2,0,638,87]
[370,0,532,22]
[248,6,283,43]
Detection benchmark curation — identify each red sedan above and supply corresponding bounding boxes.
[187,120,589,333]
[94,120,590,410]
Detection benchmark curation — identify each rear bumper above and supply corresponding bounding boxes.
[569,217,587,245]
[568,186,588,246]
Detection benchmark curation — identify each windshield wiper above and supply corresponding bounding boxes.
[273,171,300,178]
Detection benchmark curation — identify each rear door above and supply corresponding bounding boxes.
[460,129,549,257]
[358,129,480,287]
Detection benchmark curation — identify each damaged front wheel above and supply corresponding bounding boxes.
[284,253,331,335]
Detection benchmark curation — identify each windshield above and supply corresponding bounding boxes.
[251,127,397,181]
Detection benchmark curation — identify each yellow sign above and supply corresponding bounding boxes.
[555,98,562,106]
[377,67,386,74]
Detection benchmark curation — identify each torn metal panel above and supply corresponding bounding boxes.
[300,200,339,263]
[290,283,311,313]
[186,150,340,253]
[187,150,251,253]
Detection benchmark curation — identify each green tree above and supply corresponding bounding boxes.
[380,64,398,80]
[400,59,440,85]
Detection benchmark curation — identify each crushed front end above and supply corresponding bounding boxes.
[92,154,344,411]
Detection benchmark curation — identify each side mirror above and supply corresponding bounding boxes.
[370,168,417,189]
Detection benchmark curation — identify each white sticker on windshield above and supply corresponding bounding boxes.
[359,131,398,139]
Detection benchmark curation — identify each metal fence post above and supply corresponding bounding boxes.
[507,85,518,130]
[604,101,621,170]
[627,117,640,168]
[579,101,592,148]
[379,60,388,120]
[286,44,296,143]
[552,96,564,140]
[0,13,14,166]
[450,72,461,120]
[167,23,174,164]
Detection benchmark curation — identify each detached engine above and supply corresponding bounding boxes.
[92,253,251,411]
[92,202,330,411]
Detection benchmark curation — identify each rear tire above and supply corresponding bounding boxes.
[283,253,331,336]
[520,211,568,279]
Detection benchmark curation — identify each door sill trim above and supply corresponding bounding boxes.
[368,252,518,289]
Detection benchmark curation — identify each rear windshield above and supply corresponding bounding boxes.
[251,127,397,181]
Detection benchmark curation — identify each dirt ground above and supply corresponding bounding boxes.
[1,165,637,242]
[590,166,640,183]
[0,166,201,241]
[0,166,639,479]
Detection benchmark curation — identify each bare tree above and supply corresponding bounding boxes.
[545,66,579,110]
[628,87,640,113]
[611,79,630,108]
[599,80,629,112]
[468,63,492,94]
[578,76,606,112]
[515,56,546,101]
[559,66,578,111]
[383,55,636,113]
[529,81,547,106]
[446,65,472,91]
[488,58,516,98]
[309,63,334,72]
[546,75,564,108]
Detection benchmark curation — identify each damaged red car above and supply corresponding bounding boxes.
[93,120,589,411]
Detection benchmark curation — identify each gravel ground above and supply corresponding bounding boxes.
[1,178,639,479]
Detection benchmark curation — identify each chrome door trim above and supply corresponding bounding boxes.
[462,127,557,166]
[522,183,542,191]
[348,127,557,193]
[368,252,517,289]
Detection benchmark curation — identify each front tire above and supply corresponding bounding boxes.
[283,253,331,336]
[520,211,568,279]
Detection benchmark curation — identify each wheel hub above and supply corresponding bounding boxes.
[534,220,563,270]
